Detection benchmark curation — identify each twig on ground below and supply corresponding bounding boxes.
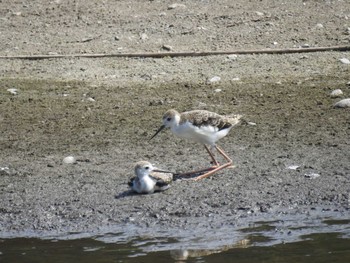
[0,45,349,60]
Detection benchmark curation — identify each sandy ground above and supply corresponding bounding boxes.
[0,0,350,241]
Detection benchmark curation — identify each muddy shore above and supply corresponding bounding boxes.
[0,0,350,240]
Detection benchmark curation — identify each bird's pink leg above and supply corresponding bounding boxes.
[215,145,233,164]
[204,145,220,166]
[174,145,219,178]
[193,145,234,181]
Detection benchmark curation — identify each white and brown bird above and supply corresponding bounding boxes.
[150,109,242,180]
[128,161,172,194]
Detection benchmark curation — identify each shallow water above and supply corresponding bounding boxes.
[1,217,349,262]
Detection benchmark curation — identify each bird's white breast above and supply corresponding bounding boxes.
[134,176,156,193]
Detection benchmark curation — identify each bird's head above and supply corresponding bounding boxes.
[150,109,180,140]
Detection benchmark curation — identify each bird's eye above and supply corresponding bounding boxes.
[145,166,149,170]
[167,117,171,121]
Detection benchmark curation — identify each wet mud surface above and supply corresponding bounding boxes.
[0,0,350,241]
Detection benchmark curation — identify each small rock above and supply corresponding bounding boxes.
[81,37,94,43]
[208,76,221,83]
[162,45,173,51]
[63,156,76,164]
[334,98,350,108]
[330,89,343,98]
[247,121,257,126]
[316,23,324,28]
[304,173,320,179]
[214,89,222,93]
[227,54,238,60]
[0,167,10,175]
[168,3,186,10]
[345,27,350,35]
[255,11,264,16]
[301,43,310,48]
[87,97,96,102]
[260,205,269,212]
[7,88,18,95]
[347,81,350,86]
[339,58,350,64]
[232,77,240,81]
[287,165,300,170]
[273,41,278,45]
[140,33,148,40]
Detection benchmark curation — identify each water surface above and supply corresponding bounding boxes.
[1,217,349,262]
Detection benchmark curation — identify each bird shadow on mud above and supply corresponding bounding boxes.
[114,190,139,199]
[114,189,171,199]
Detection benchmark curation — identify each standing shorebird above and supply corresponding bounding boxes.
[150,109,242,180]
[128,161,172,194]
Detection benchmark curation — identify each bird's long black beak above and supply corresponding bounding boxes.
[150,125,165,141]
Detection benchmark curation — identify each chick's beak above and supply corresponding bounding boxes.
[150,125,165,141]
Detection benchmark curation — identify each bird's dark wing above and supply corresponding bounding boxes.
[154,179,171,192]
[181,110,232,131]
[128,177,136,187]
[155,180,168,188]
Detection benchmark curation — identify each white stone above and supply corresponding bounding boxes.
[316,23,324,28]
[214,89,222,93]
[227,54,238,60]
[346,27,350,35]
[208,76,221,83]
[330,89,343,98]
[334,98,350,108]
[232,77,240,81]
[168,3,186,10]
[304,173,320,179]
[162,45,173,51]
[340,58,350,64]
[63,156,76,164]
[140,33,148,40]
[7,88,18,95]
[287,165,300,170]
[0,167,10,175]
[247,122,257,126]
[87,97,96,102]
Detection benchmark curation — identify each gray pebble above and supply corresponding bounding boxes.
[330,89,343,98]
[7,88,18,95]
[63,156,76,164]
[162,45,173,51]
[304,173,320,179]
[168,3,186,10]
[208,76,221,83]
[227,54,238,60]
[334,98,350,108]
[339,58,350,64]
